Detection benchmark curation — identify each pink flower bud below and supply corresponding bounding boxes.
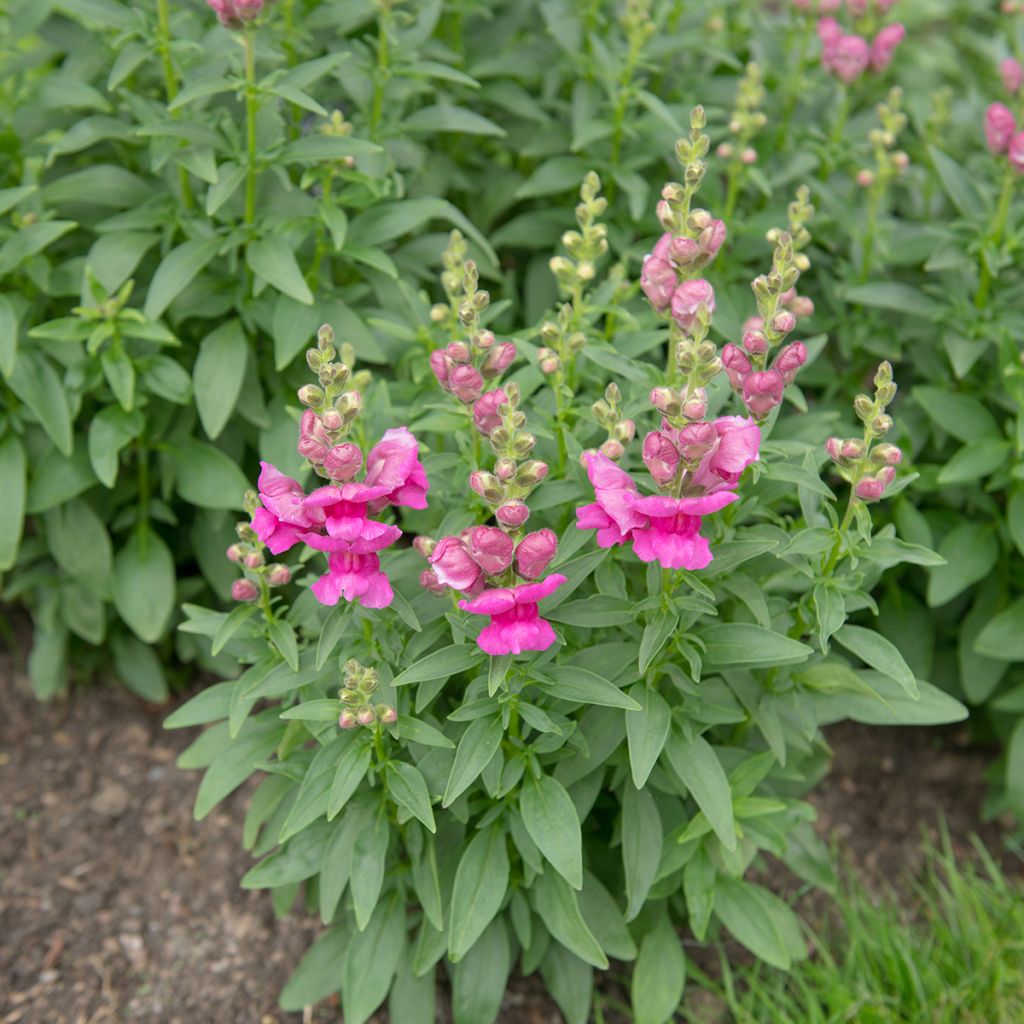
[266,564,291,587]
[448,364,484,403]
[429,537,482,592]
[649,386,680,415]
[377,704,397,725]
[615,419,636,444]
[356,705,376,726]
[495,501,530,528]
[742,330,768,355]
[231,579,259,603]
[825,34,871,84]
[244,551,264,569]
[1010,132,1024,173]
[482,342,516,379]
[321,409,343,431]
[854,476,887,501]
[517,460,549,486]
[872,443,903,466]
[494,457,516,481]
[475,330,496,350]
[668,236,701,266]
[742,315,764,334]
[339,709,358,729]
[987,103,1017,155]
[741,147,757,165]
[599,439,625,460]
[869,23,905,73]
[429,350,452,386]
[774,341,807,384]
[681,390,708,421]
[297,408,331,462]
[642,431,681,485]
[771,311,797,335]
[722,344,752,390]
[226,544,245,563]
[515,529,558,580]
[780,288,797,306]
[419,568,447,595]
[413,536,436,559]
[1002,57,1024,94]
[716,142,734,159]
[323,442,362,482]
[469,471,504,503]
[640,256,677,313]
[676,421,717,460]
[817,17,842,45]
[825,437,844,461]
[446,341,471,363]
[235,0,264,20]
[742,370,785,417]
[841,439,867,460]
[670,279,715,332]
[467,526,515,575]
[698,220,727,258]
[856,169,875,188]
[791,296,815,318]
[472,389,508,435]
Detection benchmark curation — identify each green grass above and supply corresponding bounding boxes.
[685,835,1024,1024]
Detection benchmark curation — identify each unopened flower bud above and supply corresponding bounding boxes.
[871,443,902,466]
[538,348,561,375]
[716,142,734,159]
[774,341,807,384]
[494,457,516,481]
[446,341,471,363]
[841,439,867,460]
[482,342,516,379]
[742,330,768,355]
[419,568,447,595]
[855,476,887,502]
[298,384,324,408]
[495,501,530,528]
[681,390,708,421]
[517,460,549,487]
[376,704,397,725]
[469,471,504,504]
[472,388,508,436]
[321,409,342,431]
[449,364,484,403]
[825,437,844,461]
[244,551,264,569]
[226,543,245,564]
[323,443,362,482]
[791,296,814,318]
[356,704,376,727]
[475,330,496,350]
[642,431,681,485]
[869,413,893,438]
[742,370,785,417]
[266,564,291,587]
[770,311,796,335]
[856,169,875,188]
[515,528,558,580]
[650,387,682,416]
[741,147,757,165]
[413,536,436,559]
[853,394,875,421]
[722,344,752,390]
[600,439,625,460]
[231,579,259,603]
[338,709,358,730]
[614,419,636,444]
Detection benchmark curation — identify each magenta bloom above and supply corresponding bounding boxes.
[670,279,715,332]
[576,453,646,549]
[473,389,508,435]
[364,427,429,511]
[251,463,322,555]
[1002,57,1024,95]
[987,103,1017,154]
[826,34,871,83]
[869,23,905,73]
[743,370,786,417]
[459,574,567,655]
[311,552,393,608]
[515,529,558,579]
[628,492,738,570]
[467,526,514,575]
[427,536,482,593]
[640,255,677,312]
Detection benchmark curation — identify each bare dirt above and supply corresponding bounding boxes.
[0,647,1007,1024]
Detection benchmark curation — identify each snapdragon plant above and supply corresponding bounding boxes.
[168,116,965,1024]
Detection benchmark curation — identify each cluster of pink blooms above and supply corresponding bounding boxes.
[985,58,1024,170]
[722,315,808,418]
[207,0,266,28]
[249,325,429,610]
[577,413,760,571]
[430,334,516,406]
[225,494,292,605]
[815,5,905,84]
[640,211,726,334]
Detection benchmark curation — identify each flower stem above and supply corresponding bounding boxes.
[156,0,194,211]
[370,10,391,139]
[974,166,1016,309]
[258,576,275,625]
[243,28,258,227]
[723,158,742,222]
[776,18,813,148]
[860,182,882,282]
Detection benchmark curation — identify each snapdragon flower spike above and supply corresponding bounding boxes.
[337,659,395,730]
[226,491,292,605]
[207,0,266,29]
[576,416,760,571]
[816,6,905,84]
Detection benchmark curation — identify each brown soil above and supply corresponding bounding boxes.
[0,649,1006,1024]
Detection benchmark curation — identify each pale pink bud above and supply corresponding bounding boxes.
[640,255,677,313]
[472,389,508,435]
[448,364,484,403]
[321,409,342,431]
[467,526,515,575]
[495,501,530,528]
[1009,132,1024,173]
[716,142,734,159]
[516,529,558,580]
[872,443,903,466]
[356,705,375,727]
[243,551,264,569]
[517,460,549,486]
[742,315,764,334]
[339,709,358,729]
[741,147,757,165]
[817,17,842,46]
[670,279,715,332]
[650,387,681,416]
[791,296,815,318]
[446,341,471,363]
[226,544,245,563]
[266,564,291,587]
[780,288,797,305]
[430,350,452,386]
[419,568,447,595]
[774,341,807,384]
[1002,57,1024,94]
[825,437,844,461]
[494,457,516,481]
[539,355,561,375]
[430,537,482,592]
[841,439,867,460]
[856,169,875,188]
[742,330,768,355]
[377,704,397,725]
[413,536,436,559]
[771,311,797,335]
[722,344,752,390]
[869,23,905,73]
[475,330,496,350]
[235,0,264,20]
[681,390,708,420]
[987,103,1017,155]
[231,579,259,603]
[642,431,681,485]
[742,370,785,417]
[847,0,867,14]
[615,419,636,444]
[827,34,871,84]
[323,442,362,482]
[469,470,504,503]
[698,219,727,259]
[482,342,516,379]
[599,439,624,460]
[854,476,887,501]
[668,236,701,266]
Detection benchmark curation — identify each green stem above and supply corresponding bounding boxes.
[823,491,858,576]
[609,34,642,181]
[370,11,391,139]
[136,436,150,527]
[974,166,1016,309]
[554,377,569,477]
[723,158,742,222]
[308,171,333,286]
[828,86,851,151]
[243,29,258,226]
[860,182,882,282]
[776,18,813,147]
[156,0,194,210]
[258,577,275,625]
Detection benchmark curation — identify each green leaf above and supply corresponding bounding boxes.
[386,761,436,832]
[45,499,113,592]
[211,603,257,656]
[246,239,313,305]
[631,917,686,1024]
[927,145,983,217]
[714,878,806,970]
[639,609,679,673]
[166,76,235,111]
[662,731,736,852]
[841,282,939,318]
[193,319,248,439]
[0,434,26,572]
[975,599,1024,662]
[143,235,222,320]
[28,628,68,698]
[937,439,1010,485]
[442,715,503,807]
[1008,490,1024,559]
[316,602,351,669]
[448,823,510,961]
[520,771,582,889]
[112,529,175,644]
[164,681,233,728]
[167,438,250,510]
[112,634,169,702]
[194,717,283,819]
[279,134,383,162]
[538,666,642,711]
[393,644,485,687]
[450,919,512,1024]
[88,406,143,488]
[389,961,436,1024]
[397,717,455,749]
[280,927,347,1011]
[269,619,299,672]
[100,344,135,411]
[515,156,592,199]
[625,685,671,789]
[279,699,341,722]
[350,807,389,930]
[341,897,405,1024]
[540,945,592,1024]
[813,674,967,726]
[926,523,999,607]
[913,386,999,443]
[327,738,372,818]
[622,784,662,921]
[701,623,813,670]
[0,293,18,377]
[834,624,918,698]
[8,352,73,456]
[532,870,608,969]
[403,104,507,137]
[1006,718,1024,809]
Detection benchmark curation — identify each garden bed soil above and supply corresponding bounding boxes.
[0,651,1005,1024]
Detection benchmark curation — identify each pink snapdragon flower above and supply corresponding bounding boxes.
[1002,57,1024,94]
[251,463,322,555]
[207,0,263,27]
[473,389,508,435]
[869,23,905,73]
[987,103,1017,154]
[823,32,872,83]
[458,575,567,656]
[1009,132,1024,173]
[311,552,393,608]
[640,254,677,312]
[670,279,716,332]
[628,491,739,570]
